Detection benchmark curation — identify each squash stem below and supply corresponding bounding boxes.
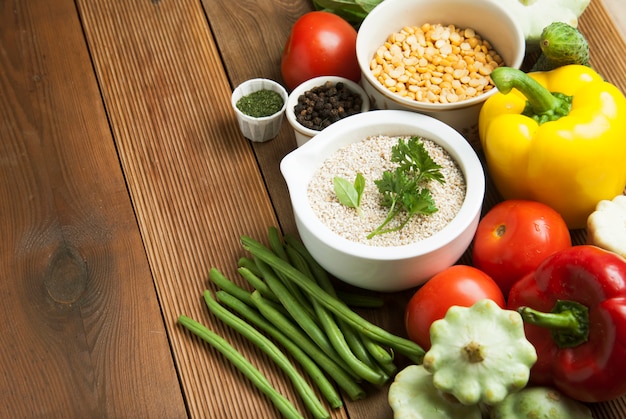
[462,341,485,363]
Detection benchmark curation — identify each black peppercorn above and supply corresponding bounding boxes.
[294,81,364,131]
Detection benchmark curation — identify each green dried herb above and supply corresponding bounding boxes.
[236,89,284,118]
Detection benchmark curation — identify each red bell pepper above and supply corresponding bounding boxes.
[507,245,626,403]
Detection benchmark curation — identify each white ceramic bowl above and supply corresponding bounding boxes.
[356,0,525,145]
[285,76,370,147]
[280,110,485,292]
[231,78,288,143]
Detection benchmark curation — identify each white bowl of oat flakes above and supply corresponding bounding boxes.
[280,110,485,292]
[356,0,525,146]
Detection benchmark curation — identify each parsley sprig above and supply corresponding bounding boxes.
[333,136,445,239]
[368,137,445,238]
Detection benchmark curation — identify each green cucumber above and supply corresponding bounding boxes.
[532,22,590,72]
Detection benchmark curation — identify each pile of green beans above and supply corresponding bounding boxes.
[178,227,424,419]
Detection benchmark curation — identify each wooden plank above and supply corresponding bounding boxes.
[601,0,626,41]
[75,0,315,417]
[0,0,186,417]
[579,0,626,92]
[199,0,315,237]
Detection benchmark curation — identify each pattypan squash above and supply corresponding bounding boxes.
[490,386,593,419]
[423,299,537,406]
[501,0,590,49]
[388,364,483,419]
[587,194,626,259]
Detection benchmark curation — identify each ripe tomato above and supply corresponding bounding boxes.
[472,199,571,297]
[404,265,505,350]
[280,11,361,91]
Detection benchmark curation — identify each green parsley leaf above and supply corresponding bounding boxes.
[392,136,445,185]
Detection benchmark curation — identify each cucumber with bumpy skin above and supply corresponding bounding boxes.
[532,22,590,71]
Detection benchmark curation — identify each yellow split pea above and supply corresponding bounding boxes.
[370,23,504,104]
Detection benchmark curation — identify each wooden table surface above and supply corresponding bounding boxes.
[1,0,625,417]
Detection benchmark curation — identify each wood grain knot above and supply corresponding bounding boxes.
[44,245,88,304]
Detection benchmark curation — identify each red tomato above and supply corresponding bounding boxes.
[280,12,361,91]
[471,200,572,298]
[404,265,505,350]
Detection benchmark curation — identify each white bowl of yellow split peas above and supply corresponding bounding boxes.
[356,0,525,145]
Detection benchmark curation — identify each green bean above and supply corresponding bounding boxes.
[335,291,385,309]
[283,235,335,294]
[285,240,388,370]
[284,241,382,366]
[268,226,289,261]
[238,256,263,277]
[202,291,329,419]
[250,290,362,384]
[266,228,317,319]
[283,234,384,309]
[241,235,425,364]
[210,267,287,317]
[209,267,253,306]
[343,324,388,375]
[206,267,360,402]
[284,237,397,372]
[362,341,397,377]
[255,258,337,360]
[308,299,388,386]
[285,244,388,385]
[177,315,303,419]
[237,266,279,302]
[216,290,362,405]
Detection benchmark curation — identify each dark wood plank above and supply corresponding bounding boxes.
[0,0,186,417]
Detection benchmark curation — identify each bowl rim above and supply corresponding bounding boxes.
[280,109,485,261]
[356,0,526,111]
[285,76,371,137]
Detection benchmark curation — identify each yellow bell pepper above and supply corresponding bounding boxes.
[479,65,626,229]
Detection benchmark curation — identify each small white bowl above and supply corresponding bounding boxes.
[356,0,525,146]
[280,110,485,292]
[285,76,370,147]
[231,78,288,143]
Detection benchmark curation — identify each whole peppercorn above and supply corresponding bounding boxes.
[294,81,364,131]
